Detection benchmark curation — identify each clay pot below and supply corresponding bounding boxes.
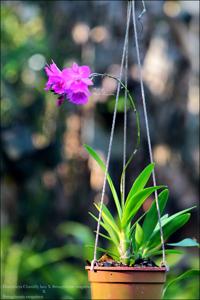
[86,266,166,300]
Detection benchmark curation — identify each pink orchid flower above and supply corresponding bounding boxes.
[44,62,93,105]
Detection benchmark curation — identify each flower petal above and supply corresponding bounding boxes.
[79,65,92,77]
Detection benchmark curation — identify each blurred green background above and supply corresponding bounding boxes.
[1,1,199,299]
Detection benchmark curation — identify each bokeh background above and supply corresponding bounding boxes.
[1,1,199,299]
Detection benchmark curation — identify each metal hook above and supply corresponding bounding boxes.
[133,0,146,42]
[138,0,146,21]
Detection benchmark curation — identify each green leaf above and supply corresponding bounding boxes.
[84,144,122,218]
[130,211,148,236]
[160,214,169,221]
[154,206,195,232]
[24,244,82,275]
[126,163,155,204]
[121,186,165,228]
[95,231,112,242]
[135,223,143,247]
[89,212,119,247]
[94,203,120,236]
[147,249,184,257]
[148,213,191,249]
[89,212,104,227]
[167,238,199,247]
[163,269,200,298]
[57,221,94,245]
[142,189,169,244]
[3,244,22,296]
[130,212,168,239]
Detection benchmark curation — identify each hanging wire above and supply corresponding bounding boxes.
[138,0,146,20]
[90,1,132,271]
[131,0,168,270]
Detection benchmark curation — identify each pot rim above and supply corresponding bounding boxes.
[85,266,166,272]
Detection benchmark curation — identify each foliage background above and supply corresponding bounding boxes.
[1,1,199,299]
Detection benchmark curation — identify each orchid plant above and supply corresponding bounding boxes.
[85,147,198,265]
[44,62,199,266]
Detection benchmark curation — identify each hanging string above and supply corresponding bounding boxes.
[131,0,168,269]
[90,1,132,271]
[138,0,146,20]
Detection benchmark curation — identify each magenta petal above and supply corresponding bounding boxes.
[45,63,61,77]
[81,78,93,86]
[53,85,65,94]
[45,66,52,77]
[79,65,91,77]
[72,62,79,72]
[67,90,89,105]
[62,68,71,77]
[49,63,61,74]
[69,81,90,93]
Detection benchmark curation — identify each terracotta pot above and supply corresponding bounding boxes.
[86,266,166,300]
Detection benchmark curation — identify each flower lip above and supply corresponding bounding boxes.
[67,89,89,105]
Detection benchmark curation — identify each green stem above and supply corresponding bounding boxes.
[90,73,141,218]
[118,230,131,265]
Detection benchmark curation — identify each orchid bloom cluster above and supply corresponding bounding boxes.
[45,62,93,106]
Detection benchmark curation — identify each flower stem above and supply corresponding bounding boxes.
[118,230,131,265]
[90,73,141,214]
